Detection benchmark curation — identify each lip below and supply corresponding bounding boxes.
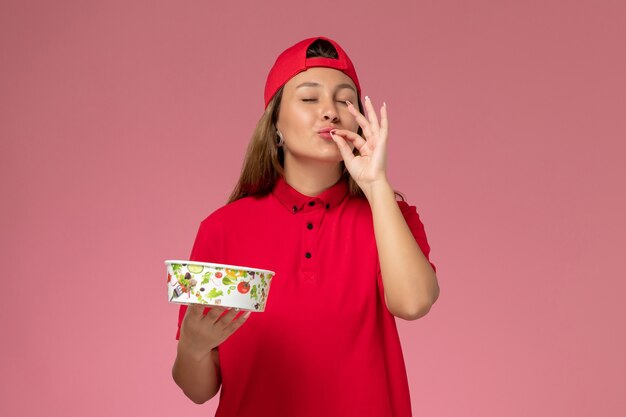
[317,127,336,134]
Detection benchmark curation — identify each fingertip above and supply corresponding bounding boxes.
[187,304,202,317]
[331,133,346,149]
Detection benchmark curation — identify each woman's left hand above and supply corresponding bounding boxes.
[330,96,389,194]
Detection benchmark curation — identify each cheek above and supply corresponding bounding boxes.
[340,110,358,132]
[280,107,312,132]
[348,117,359,133]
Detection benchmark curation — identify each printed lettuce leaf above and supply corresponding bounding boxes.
[207,288,223,299]
[250,285,258,300]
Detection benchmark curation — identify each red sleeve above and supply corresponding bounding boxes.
[399,200,436,273]
[175,218,219,340]
[376,200,437,308]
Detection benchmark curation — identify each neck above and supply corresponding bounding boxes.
[283,158,343,197]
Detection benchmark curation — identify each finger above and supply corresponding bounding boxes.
[202,306,229,323]
[185,304,203,318]
[380,102,388,136]
[345,100,373,138]
[214,307,240,328]
[224,310,252,334]
[364,96,380,133]
[330,131,356,164]
[331,129,366,151]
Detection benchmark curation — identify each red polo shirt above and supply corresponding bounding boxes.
[176,176,436,417]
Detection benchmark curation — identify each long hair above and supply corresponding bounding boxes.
[228,39,405,204]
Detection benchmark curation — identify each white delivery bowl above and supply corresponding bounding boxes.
[165,260,275,312]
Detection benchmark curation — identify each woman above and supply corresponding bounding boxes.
[172,36,439,417]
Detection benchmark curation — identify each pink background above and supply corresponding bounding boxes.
[1,0,624,416]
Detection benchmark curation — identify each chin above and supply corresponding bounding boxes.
[285,146,345,165]
[317,148,344,162]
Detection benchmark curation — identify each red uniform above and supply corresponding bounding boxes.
[177,176,436,416]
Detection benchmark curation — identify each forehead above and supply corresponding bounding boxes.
[284,67,356,92]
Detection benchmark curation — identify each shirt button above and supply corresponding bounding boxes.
[325,203,330,209]
[292,205,298,213]
[305,252,312,259]
[308,201,315,207]
[307,223,313,230]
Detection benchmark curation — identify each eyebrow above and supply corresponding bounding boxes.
[295,82,356,93]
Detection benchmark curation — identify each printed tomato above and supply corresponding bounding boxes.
[237,281,251,294]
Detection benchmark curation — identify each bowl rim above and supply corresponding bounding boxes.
[165,260,275,275]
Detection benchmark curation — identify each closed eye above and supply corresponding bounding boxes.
[302,99,350,104]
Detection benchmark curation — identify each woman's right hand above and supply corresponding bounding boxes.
[178,304,251,359]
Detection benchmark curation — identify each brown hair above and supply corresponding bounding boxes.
[227,40,405,204]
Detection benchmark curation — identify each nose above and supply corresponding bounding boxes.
[321,98,340,123]
[323,112,339,122]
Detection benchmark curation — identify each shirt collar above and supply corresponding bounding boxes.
[272,175,349,214]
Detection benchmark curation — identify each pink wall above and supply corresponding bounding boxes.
[1,0,624,416]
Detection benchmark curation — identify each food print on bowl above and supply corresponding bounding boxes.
[165,260,275,312]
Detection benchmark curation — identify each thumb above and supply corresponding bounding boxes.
[330,130,355,164]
